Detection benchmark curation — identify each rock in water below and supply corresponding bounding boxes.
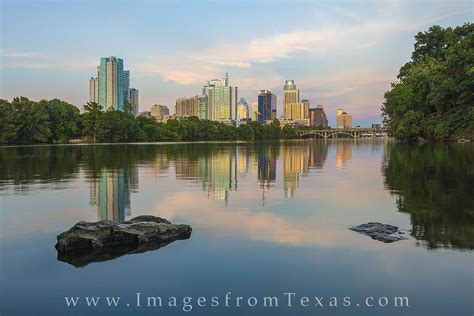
[349,222,407,243]
[55,216,192,267]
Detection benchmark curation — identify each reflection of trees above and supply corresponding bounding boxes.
[0,146,81,188]
[383,143,474,250]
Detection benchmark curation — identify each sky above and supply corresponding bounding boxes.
[0,0,472,126]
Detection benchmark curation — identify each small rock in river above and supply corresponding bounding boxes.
[349,222,407,243]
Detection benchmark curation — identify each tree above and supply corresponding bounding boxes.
[13,97,52,143]
[47,99,81,143]
[383,23,474,141]
[0,99,19,144]
[82,102,104,142]
[124,100,134,115]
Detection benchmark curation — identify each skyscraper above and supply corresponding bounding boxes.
[89,77,99,103]
[236,97,249,122]
[284,80,299,107]
[336,109,352,129]
[283,80,309,125]
[123,70,130,102]
[251,102,259,121]
[258,90,277,124]
[309,105,328,127]
[284,102,309,123]
[203,73,237,122]
[99,56,124,111]
[129,88,139,116]
[301,99,310,119]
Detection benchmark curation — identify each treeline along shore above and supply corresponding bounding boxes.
[0,98,302,144]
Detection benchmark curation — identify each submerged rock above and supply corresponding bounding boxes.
[55,216,191,267]
[349,222,407,243]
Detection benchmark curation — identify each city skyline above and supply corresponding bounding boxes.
[0,0,471,126]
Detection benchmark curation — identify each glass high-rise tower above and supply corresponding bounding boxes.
[258,90,277,124]
[99,56,124,111]
[203,73,237,122]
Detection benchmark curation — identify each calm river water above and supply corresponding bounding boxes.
[0,140,472,315]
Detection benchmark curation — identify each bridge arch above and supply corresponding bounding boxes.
[326,132,357,139]
[299,132,326,139]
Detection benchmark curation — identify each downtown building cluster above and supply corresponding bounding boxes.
[89,56,139,116]
[176,77,332,128]
[88,57,353,128]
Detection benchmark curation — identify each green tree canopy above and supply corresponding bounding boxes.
[383,23,474,141]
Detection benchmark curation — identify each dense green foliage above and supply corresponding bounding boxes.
[0,98,301,144]
[383,143,474,250]
[382,23,474,141]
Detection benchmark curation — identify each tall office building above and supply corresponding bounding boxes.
[336,109,352,129]
[284,102,309,121]
[283,80,308,125]
[202,73,237,122]
[97,56,125,111]
[123,70,130,102]
[309,105,328,127]
[257,90,277,124]
[301,99,310,119]
[283,80,299,108]
[129,88,139,116]
[196,95,208,120]
[251,102,259,121]
[89,77,99,103]
[236,98,249,121]
[176,95,207,119]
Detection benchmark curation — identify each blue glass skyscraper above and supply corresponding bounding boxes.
[99,56,124,111]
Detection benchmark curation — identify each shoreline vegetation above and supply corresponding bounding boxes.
[1,23,472,145]
[382,23,473,141]
[0,98,304,145]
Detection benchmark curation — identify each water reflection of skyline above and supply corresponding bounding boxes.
[89,166,138,222]
[86,141,357,221]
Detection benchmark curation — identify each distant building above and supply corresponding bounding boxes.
[99,56,125,111]
[258,90,277,124]
[283,80,299,107]
[202,73,237,122]
[301,99,310,119]
[175,95,207,119]
[284,103,309,125]
[139,111,151,117]
[283,80,308,125]
[236,98,249,122]
[309,105,328,128]
[151,104,170,118]
[129,88,139,116]
[336,109,352,129]
[372,123,382,130]
[89,76,99,103]
[251,102,259,121]
[123,70,130,102]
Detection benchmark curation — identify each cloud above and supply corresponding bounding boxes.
[0,50,46,58]
[0,57,97,70]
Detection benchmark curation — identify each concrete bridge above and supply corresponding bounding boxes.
[297,128,387,139]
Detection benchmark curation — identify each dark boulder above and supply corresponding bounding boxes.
[55,216,191,267]
[349,222,407,243]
